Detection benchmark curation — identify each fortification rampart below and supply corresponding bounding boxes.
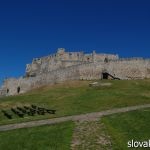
[26,48,118,77]
[105,59,150,79]
[3,61,94,95]
[1,48,150,96]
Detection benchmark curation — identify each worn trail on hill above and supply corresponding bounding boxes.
[0,104,150,131]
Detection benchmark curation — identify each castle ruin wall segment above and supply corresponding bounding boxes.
[1,48,150,96]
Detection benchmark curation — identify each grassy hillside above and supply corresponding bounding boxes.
[0,121,74,150]
[0,79,150,125]
[102,108,150,150]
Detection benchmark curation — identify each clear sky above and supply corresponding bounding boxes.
[0,0,150,85]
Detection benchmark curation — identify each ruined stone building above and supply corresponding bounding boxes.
[1,48,150,96]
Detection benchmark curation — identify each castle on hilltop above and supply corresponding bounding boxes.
[1,48,150,96]
[25,48,119,77]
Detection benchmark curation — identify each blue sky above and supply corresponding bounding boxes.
[0,0,150,85]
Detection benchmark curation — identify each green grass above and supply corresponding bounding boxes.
[102,108,150,150]
[0,79,150,125]
[0,121,74,150]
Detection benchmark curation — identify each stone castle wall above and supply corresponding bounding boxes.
[1,48,150,96]
[2,62,103,95]
[26,48,118,77]
[105,59,150,79]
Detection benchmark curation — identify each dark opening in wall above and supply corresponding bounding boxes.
[17,87,20,94]
[102,72,109,79]
[7,89,9,93]
[69,53,72,59]
[104,57,108,63]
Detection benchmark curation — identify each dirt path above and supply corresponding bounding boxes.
[0,104,150,132]
[71,121,112,150]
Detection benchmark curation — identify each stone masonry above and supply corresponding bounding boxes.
[0,48,150,96]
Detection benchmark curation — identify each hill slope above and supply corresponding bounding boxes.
[0,80,150,125]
